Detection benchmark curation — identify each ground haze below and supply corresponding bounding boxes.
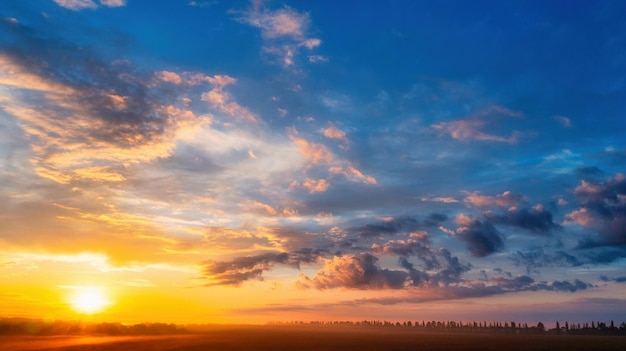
[3,325,626,351]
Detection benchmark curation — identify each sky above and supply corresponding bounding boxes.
[1,0,626,325]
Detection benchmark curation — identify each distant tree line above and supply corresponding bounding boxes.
[268,319,626,336]
[0,318,188,336]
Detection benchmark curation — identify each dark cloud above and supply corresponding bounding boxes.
[351,215,421,237]
[484,205,561,235]
[348,213,448,239]
[512,248,582,274]
[201,250,322,286]
[570,174,626,248]
[455,216,504,257]
[580,246,626,264]
[299,253,409,289]
[347,276,592,306]
[422,212,448,227]
[599,275,626,283]
[576,166,604,178]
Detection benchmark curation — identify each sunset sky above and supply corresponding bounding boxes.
[1,0,626,325]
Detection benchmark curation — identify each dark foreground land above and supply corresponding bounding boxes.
[3,325,626,351]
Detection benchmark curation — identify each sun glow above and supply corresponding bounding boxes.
[69,287,110,314]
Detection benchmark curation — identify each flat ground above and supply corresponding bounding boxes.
[3,325,626,351]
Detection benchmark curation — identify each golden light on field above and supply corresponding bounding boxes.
[69,286,111,314]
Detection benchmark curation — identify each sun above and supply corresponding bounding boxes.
[70,287,110,314]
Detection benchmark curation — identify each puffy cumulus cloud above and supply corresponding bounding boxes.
[484,205,561,235]
[454,214,504,257]
[298,253,409,289]
[463,190,524,208]
[567,173,626,248]
[201,250,322,286]
[236,2,322,67]
[298,248,472,290]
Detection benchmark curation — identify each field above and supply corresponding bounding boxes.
[3,325,626,351]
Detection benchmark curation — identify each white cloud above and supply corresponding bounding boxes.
[53,0,98,10]
[100,0,126,7]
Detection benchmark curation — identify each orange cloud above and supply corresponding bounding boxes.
[302,178,330,193]
[329,164,377,185]
[463,190,523,207]
[322,124,348,143]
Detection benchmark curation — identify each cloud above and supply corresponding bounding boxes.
[599,275,626,283]
[200,76,257,122]
[201,250,321,286]
[0,49,212,184]
[53,0,98,10]
[298,253,410,289]
[431,105,523,143]
[236,3,321,67]
[328,163,377,184]
[420,196,459,203]
[302,178,330,193]
[511,248,582,274]
[350,276,591,305]
[308,55,329,63]
[371,239,432,258]
[100,0,127,7]
[484,205,561,235]
[350,216,421,238]
[463,190,524,208]
[322,124,348,143]
[567,173,626,247]
[53,0,126,10]
[454,214,504,257]
[554,115,572,128]
[432,119,521,143]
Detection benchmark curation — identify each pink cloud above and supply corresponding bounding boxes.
[329,164,377,185]
[302,178,330,193]
[322,124,348,143]
[432,119,521,143]
[463,190,523,207]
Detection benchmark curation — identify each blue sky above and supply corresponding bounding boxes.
[1,0,626,324]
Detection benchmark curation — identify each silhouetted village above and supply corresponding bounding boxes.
[3,317,626,337]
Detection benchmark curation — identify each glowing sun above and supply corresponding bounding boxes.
[70,287,110,314]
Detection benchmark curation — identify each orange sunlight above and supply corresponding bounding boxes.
[68,287,111,315]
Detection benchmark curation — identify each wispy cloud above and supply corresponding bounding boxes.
[53,0,126,11]
[236,2,322,67]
